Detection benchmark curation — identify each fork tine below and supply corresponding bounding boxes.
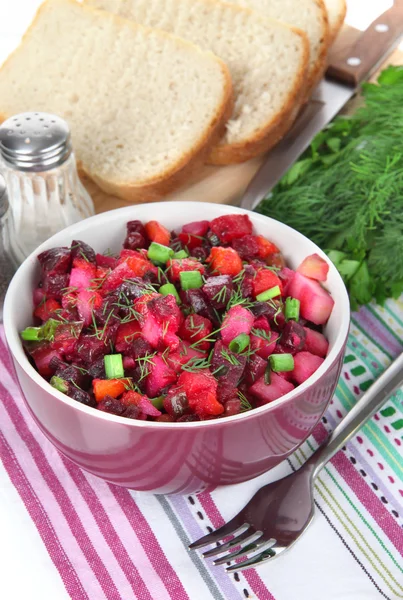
[224,540,279,572]
[188,521,248,550]
[203,529,261,559]
[212,531,265,565]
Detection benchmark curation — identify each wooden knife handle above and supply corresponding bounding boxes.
[327,1,403,86]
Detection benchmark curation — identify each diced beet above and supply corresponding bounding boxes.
[115,279,147,303]
[179,314,212,351]
[181,289,217,323]
[244,354,267,386]
[93,295,120,327]
[166,341,206,370]
[217,384,238,404]
[287,272,334,325]
[97,395,126,415]
[76,290,102,327]
[178,371,223,417]
[182,220,210,236]
[43,273,70,298]
[69,264,96,291]
[122,404,142,420]
[250,329,280,359]
[240,264,255,298]
[74,335,109,364]
[224,398,241,416]
[31,345,63,377]
[127,220,147,235]
[33,287,46,307]
[221,305,254,346]
[278,267,296,296]
[303,327,329,357]
[128,337,154,359]
[276,321,306,355]
[210,214,252,243]
[52,322,84,356]
[71,240,96,264]
[141,313,162,348]
[96,253,118,269]
[291,351,324,384]
[164,386,189,418]
[202,275,233,309]
[145,355,177,397]
[231,235,259,260]
[38,247,71,274]
[115,321,142,353]
[137,396,162,417]
[191,246,210,261]
[87,358,106,379]
[34,298,61,321]
[177,414,201,422]
[68,386,96,407]
[297,253,329,282]
[211,341,246,387]
[155,414,175,423]
[249,372,295,404]
[166,258,205,282]
[148,294,182,333]
[252,268,283,298]
[266,253,286,269]
[102,262,140,293]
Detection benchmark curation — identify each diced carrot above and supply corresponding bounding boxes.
[145,220,171,246]
[92,378,131,403]
[255,235,280,259]
[252,269,283,297]
[34,298,61,322]
[206,247,243,276]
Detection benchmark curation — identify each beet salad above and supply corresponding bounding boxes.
[20,214,335,422]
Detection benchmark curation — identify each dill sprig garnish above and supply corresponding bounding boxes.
[257,65,403,309]
[238,390,252,412]
[181,357,212,372]
[251,328,272,343]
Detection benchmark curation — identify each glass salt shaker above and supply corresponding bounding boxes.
[0,174,24,321]
[0,112,94,259]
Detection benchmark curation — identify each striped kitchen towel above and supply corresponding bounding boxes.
[0,298,402,600]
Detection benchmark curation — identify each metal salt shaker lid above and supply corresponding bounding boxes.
[0,112,72,172]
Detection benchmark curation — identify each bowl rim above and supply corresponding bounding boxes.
[4,201,351,428]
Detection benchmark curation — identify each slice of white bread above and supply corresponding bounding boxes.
[228,0,330,95]
[323,0,346,43]
[0,0,233,202]
[87,0,309,165]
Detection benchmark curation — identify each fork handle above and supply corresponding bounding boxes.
[310,352,403,480]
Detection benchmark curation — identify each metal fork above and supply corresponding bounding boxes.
[189,352,403,572]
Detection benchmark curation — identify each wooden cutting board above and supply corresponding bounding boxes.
[86,24,403,214]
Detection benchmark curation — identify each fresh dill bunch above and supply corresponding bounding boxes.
[257,65,403,309]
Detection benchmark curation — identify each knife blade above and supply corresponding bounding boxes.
[241,0,403,211]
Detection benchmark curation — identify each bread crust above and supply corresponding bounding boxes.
[208,26,310,165]
[327,0,346,44]
[0,0,234,203]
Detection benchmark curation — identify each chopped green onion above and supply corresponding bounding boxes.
[150,396,164,410]
[229,333,250,354]
[104,354,124,379]
[41,318,61,341]
[147,242,174,264]
[21,326,43,341]
[285,297,300,321]
[256,285,281,302]
[174,249,188,259]
[159,283,181,304]
[50,376,69,394]
[180,270,203,290]
[269,353,294,372]
[21,318,61,342]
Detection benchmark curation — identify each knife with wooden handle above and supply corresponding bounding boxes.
[241,0,403,211]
